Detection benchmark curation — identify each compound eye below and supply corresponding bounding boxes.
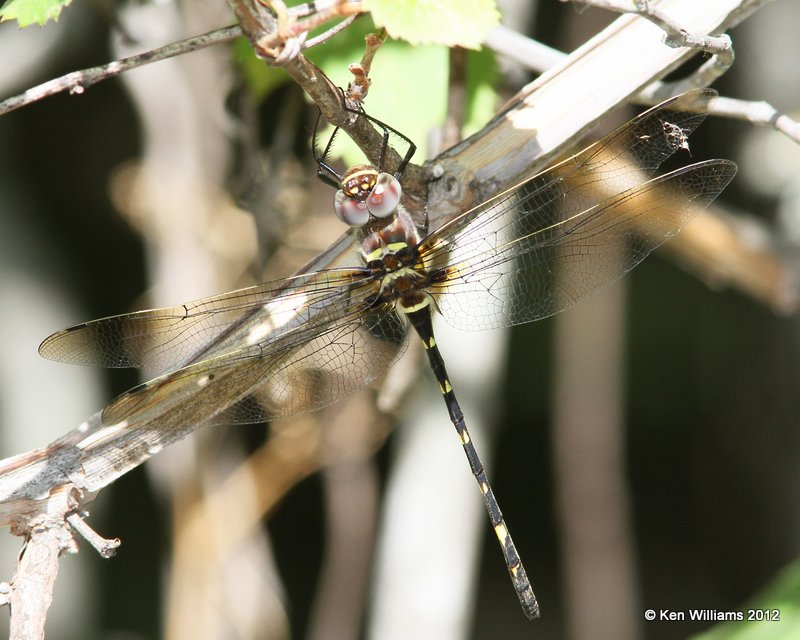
[334,190,370,227]
[367,172,401,219]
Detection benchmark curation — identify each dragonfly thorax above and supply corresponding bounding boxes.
[359,210,421,263]
[372,250,430,312]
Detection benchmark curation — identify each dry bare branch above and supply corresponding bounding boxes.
[0,25,242,117]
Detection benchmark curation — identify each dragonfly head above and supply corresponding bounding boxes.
[334,165,402,227]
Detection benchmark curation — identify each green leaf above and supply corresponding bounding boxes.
[311,39,448,164]
[364,0,500,49]
[0,0,73,26]
[690,559,800,640]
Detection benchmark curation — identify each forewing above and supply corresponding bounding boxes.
[415,89,731,330]
[425,160,737,329]
[423,88,718,256]
[38,267,374,378]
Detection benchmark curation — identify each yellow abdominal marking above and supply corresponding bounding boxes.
[402,298,430,314]
[494,523,509,542]
[441,379,453,394]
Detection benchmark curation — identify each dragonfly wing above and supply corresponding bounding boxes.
[425,160,737,330]
[223,306,407,424]
[427,88,719,253]
[579,88,719,192]
[38,267,373,378]
[100,299,408,429]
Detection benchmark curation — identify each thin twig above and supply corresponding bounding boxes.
[305,14,360,49]
[248,0,364,62]
[66,513,121,559]
[278,0,363,44]
[710,96,800,144]
[0,2,361,118]
[346,30,387,103]
[563,0,735,91]
[0,25,243,117]
[565,0,732,54]
[286,0,357,19]
[485,24,800,145]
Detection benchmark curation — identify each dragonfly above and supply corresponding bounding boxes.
[39,88,736,619]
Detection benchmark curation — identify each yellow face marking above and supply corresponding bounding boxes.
[344,168,377,187]
[341,167,379,201]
